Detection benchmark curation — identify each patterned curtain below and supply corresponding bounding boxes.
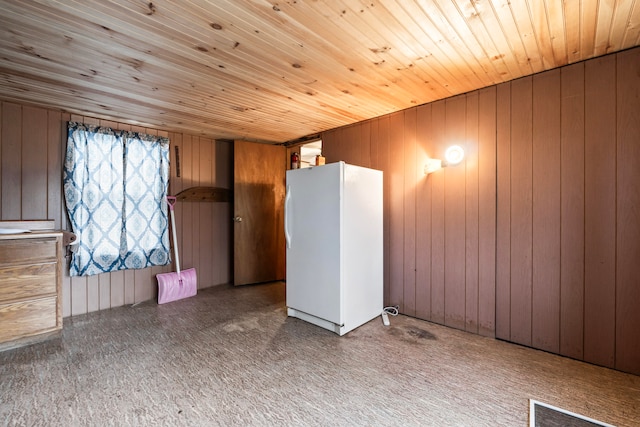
[64,122,171,276]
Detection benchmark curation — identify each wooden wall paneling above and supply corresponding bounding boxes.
[98,274,111,311]
[211,139,221,285]
[360,120,372,168]
[349,124,364,166]
[584,55,617,368]
[531,69,561,353]
[123,263,135,305]
[199,138,214,287]
[477,87,497,337]
[274,142,286,282]
[190,137,201,288]
[464,91,480,334]
[69,251,88,313]
[495,82,512,340]
[430,100,446,324]
[214,139,231,285]
[443,95,467,330]
[212,202,227,285]
[509,77,533,346]
[320,129,337,164]
[415,104,433,320]
[559,62,585,359]
[109,268,125,309]
[335,124,360,165]
[367,119,384,300]
[69,114,88,316]
[2,103,21,219]
[615,49,640,375]
[403,108,417,316]
[375,117,392,305]
[369,120,379,171]
[388,112,405,309]
[47,111,63,229]
[21,106,47,220]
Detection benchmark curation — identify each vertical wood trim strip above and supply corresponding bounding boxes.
[199,138,214,288]
[444,96,467,330]
[478,87,497,337]
[495,83,512,340]
[190,137,201,287]
[560,62,585,359]
[388,112,405,308]
[21,106,47,220]
[584,55,617,368]
[430,100,446,324]
[531,69,561,353]
[415,104,433,320]
[47,111,63,228]
[615,49,640,374]
[2,103,22,220]
[403,108,417,317]
[465,92,480,334]
[97,273,111,311]
[216,139,232,285]
[509,77,533,346]
[361,121,372,168]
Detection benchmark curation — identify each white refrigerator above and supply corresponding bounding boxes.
[285,161,383,336]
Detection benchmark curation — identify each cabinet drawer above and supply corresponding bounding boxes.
[0,238,57,266]
[0,263,57,304]
[0,297,58,342]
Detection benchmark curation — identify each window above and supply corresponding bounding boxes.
[64,122,170,276]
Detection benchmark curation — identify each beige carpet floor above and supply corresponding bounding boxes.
[1,282,638,426]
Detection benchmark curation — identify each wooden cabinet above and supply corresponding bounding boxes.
[0,231,63,351]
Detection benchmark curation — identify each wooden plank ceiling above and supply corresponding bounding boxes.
[0,0,638,143]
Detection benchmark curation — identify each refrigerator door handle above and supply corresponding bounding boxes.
[284,185,292,249]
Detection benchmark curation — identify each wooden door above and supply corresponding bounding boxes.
[233,140,286,285]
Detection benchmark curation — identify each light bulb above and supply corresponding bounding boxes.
[444,145,464,165]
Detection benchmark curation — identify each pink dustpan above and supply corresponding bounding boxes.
[157,196,197,304]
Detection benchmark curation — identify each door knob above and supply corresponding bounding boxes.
[233,216,243,223]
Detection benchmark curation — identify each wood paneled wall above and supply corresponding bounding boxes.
[0,102,232,318]
[323,89,498,338]
[323,47,640,375]
[496,49,640,375]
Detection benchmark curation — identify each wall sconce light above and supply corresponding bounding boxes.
[424,145,465,175]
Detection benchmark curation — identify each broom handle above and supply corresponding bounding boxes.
[167,196,181,276]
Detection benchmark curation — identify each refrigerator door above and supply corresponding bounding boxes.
[341,164,383,332]
[285,162,343,325]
